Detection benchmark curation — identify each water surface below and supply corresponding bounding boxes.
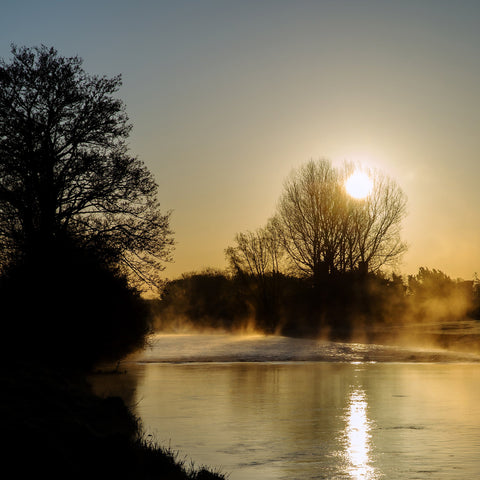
[92,335,480,479]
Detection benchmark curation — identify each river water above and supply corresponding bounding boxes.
[91,334,480,479]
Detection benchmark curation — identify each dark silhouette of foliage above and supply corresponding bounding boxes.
[224,159,408,335]
[154,265,479,349]
[2,362,227,479]
[408,267,454,297]
[0,45,226,480]
[153,269,250,331]
[472,274,480,318]
[0,45,173,367]
[0,47,224,480]
[225,222,285,332]
[0,238,151,368]
[153,268,414,340]
[0,45,173,288]
[406,267,475,323]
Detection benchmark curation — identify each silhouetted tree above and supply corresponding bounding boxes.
[0,45,173,366]
[351,166,407,272]
[472,273,480,318]
[274,159,407,285]
[226,219,284,278]
[0,45,173,288]
[408,267,454,298]
[274,159,347,283]
[225,220,285,331]
[407,267,473,323]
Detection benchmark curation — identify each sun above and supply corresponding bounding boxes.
[345,171,373,199]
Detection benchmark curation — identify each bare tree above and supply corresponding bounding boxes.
[226,219,284,278]
[274,159,407,284]
[225,219,285,331]
[351,169,407,272]
[263,218,285,275]
[226,230,271,278]
[0,45,173,288]
[275,159,349,281]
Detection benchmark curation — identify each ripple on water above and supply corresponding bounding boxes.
[131,333,480,364]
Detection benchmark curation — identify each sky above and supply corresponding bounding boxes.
[2,0,480,281]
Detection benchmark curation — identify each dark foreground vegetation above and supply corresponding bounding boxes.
[153,267,480,352]
[0,45,224,480]
[2,362,225,480]
[0,259,226,480]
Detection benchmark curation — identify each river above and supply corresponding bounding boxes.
[90,334,480,479]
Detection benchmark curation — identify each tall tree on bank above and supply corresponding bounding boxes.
[0,45,173,366]
[0,45,173,289]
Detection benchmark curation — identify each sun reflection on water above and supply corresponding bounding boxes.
[344,388,378,480]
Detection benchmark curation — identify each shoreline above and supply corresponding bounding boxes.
[124,327,480,365]
[2,361,227,480]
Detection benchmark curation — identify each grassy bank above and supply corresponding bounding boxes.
[1,362,226,480]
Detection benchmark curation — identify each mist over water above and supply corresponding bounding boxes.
[130,332,480,364]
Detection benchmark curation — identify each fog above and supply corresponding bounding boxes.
[149,268,480,358]
[130,332,480,365]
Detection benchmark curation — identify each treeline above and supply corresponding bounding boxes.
[152,267,480,340]
[153,158,479,346]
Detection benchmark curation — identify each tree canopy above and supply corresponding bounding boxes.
[275,159,407,283]
[0,45,174,367]
[0,45,173,289]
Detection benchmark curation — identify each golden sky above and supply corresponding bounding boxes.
[2,1,479,280]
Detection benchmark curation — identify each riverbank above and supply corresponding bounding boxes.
[1,361,226,479]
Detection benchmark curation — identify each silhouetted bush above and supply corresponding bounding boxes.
[0,238,151,369]
[153,269,413,339]
[155,267,478,344]
[407,267,474,323]
[152,269,251,331]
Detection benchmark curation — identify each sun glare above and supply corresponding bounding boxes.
[344,388,377,479]
[345,171,373,199]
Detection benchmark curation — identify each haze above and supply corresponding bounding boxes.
[3,0,479,280]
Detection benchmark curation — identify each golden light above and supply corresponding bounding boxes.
[344,388,377,480]
[345,171,373,199]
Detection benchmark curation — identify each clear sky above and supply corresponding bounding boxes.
[2,0,479,280]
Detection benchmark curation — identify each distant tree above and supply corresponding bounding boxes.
[274,160,346,282]
[0,45,173,288]
[274,159,407,285]
[225,220,285,331]
[472,273,480,318]
[225,219,284,278]
[346,165,407,273]
[407,267,474,323]
[407,267,454,297]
